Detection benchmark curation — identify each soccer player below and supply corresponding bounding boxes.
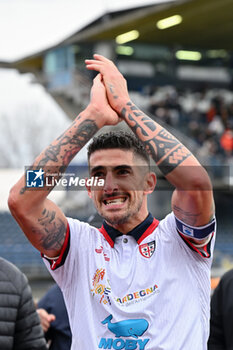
[8,55,216,350]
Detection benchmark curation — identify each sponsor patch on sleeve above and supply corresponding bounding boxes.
[175,216,216,258]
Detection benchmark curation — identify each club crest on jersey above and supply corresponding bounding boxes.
[139,241,155,258]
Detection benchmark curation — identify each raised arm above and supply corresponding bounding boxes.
[86,55,215,233]
[8,74,120,257]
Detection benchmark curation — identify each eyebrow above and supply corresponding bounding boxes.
[90,164,132,175]
[90,165,105,176]
[114,165,132,171]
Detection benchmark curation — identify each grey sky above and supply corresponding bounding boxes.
[0,0,173,61]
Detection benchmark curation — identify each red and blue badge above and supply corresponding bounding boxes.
[139,241,156,258]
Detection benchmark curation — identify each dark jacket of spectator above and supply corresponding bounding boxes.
[0,257,47,350]
[208,269,233,350]
[38,284,71,350]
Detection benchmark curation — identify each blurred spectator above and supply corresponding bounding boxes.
[220,127,233,157]
[207,100,217,123]
[207,116,225,136]
[208,269,233,349]
[0,257,47,350]
[147,85,233,164]
[37,284,71,350]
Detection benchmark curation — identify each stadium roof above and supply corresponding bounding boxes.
[2,0,233,72]
[62,0,233,50]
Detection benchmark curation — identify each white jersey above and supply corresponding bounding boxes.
[43,212,216,350]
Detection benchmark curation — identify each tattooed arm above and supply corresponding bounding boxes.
[86,55,214,233]
[8,74,120,257]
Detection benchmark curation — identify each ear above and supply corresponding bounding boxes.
[143,172,157,194]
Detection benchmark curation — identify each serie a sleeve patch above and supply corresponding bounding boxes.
[175,216,216,258]
[175,216,215,240]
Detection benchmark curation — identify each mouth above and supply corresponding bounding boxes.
[102,195,128,207]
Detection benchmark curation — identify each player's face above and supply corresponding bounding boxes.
[87,149,156,232]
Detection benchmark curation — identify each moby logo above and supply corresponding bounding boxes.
[99,314,149,349]
[102,314,148,338]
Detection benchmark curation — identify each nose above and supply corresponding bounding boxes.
[103,172,118,193]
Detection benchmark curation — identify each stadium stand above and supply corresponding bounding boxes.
[0,212,49,278]
[147,86,233,161]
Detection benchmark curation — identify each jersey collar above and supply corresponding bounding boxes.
[99,213,159,248]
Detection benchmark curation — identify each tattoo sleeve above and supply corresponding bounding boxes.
[172,205,201,226]
[38,119,98,168]
[20,117,98,194]
[31,208,66,251]
[121,102,191,175]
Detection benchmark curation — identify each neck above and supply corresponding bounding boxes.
[106,211,149,234]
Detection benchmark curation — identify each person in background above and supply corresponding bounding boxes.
[0,257,47,350]
[208,268,233,350]
[37,284,71,350]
